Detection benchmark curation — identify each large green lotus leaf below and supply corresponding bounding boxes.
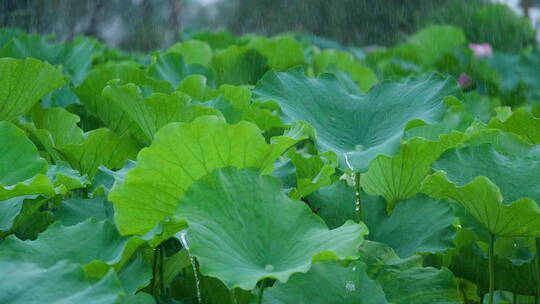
[363,194,456,257]
[358,241,461,303]
[74,63,172,136]
[423,172,540,237]
[313,50,377,92]
[57,128,140,178]
[102,82,220,143]
[147,52,215,89]
[248,36,305,71]
[253,69,458,171]
[362,133,464,209]
[110,116,307,236]
[0,121,47,186]
[488,108,540,144]
[0,218,144,278]
[0,253,124,304]
[451,243,537,296]
[431,144,540,204]
[167,40,213,66]
[211,45,268,85]
[361,106,469,209]
[175,167,368,290]
[263,261,388,304]
[0,34,97,85]
[305,180,357,229]
[0,58,64,121]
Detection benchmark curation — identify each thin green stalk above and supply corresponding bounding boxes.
[354,172,363,222]
[513,292,517,304]
[488,233,495,304]
[459,282,468,304]
[159,244,165,295]
[231,289,239,304]
[536,238,540,304]
[257,280,267,304]
[151,247,159,296]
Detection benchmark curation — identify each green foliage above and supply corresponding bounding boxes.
[425,1,536,52]
[1,22,540,303]
[254,70,458,171]
[0,58,64,121]
[176,167,367,289]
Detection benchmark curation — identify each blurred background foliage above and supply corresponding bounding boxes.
[0,0,538,52]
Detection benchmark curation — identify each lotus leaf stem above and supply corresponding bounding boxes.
[257,279,267,304]
[488,233,495,304]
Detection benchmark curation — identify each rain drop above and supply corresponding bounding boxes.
[345,281,356,292]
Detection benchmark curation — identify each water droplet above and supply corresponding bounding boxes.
[345,281,356,292]
[177,229,201,304]
[354,144,364,151]
[265,264,274,271]
[178,229,190,250]
[352,266,356,271]
[330,117,336,122]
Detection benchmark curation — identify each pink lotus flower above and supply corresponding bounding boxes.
[458,73,471,86]
[469,43,493,58]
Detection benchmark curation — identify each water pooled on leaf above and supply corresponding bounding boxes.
[345,281,356,292]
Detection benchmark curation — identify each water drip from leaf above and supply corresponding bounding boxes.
[344,154,362,216]
[178,229,202,304]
